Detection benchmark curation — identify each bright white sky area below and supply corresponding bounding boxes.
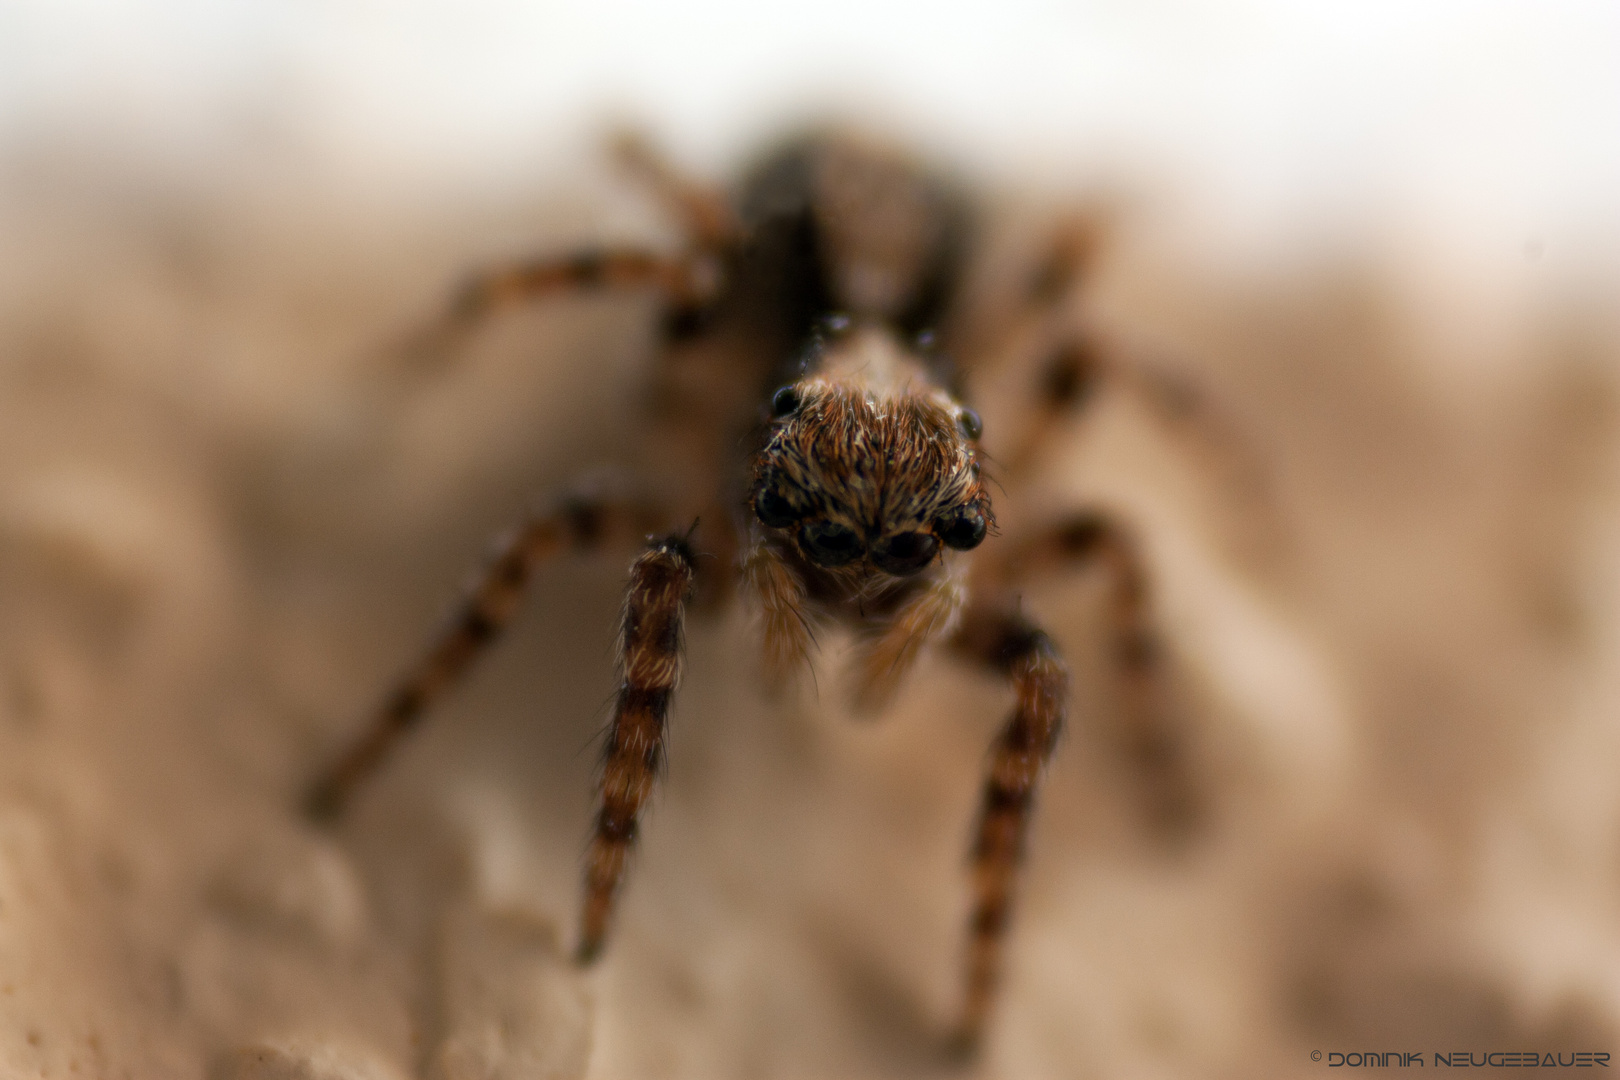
[1,0,1617,269]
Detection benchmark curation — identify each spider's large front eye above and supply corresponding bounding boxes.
[753,485,801,529]
[871,531,940,576]
[936,507,987,551]
[957,407,983,441]
[797,521,863,567]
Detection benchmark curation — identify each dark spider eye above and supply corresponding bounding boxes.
[753,485,801,528]
[936,507,987,551]
[957,408,983,441]
[871,531,940,576]
[797,521,863,567]
[771,385,802,417]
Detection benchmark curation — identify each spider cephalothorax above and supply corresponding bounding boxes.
[309,129,1206,1057]
[750,325,990,579]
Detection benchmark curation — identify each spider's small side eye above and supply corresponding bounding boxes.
[957,408,983,441]
[798,521,863,568]
[771,385,802,417]
[753,485,801,529]
[936,507,987,551]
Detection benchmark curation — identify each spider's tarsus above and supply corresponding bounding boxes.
[573,936,605,966]
[302,779,346,825]
[389,314,477,378]
[943,1023,983,1065]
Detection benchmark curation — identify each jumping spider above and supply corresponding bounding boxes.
[307,130,1212,1051]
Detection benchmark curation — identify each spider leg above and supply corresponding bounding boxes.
[945,212,1114,473]
[448,248,719,324]
[955,213,1270,525]
[988,511,1197,839]
[949,212,1103,381]
[394,247,723,373]
[992,326,1275,533]
[1114,349,1275,514]
[577,534,697,962]
[947,606,1069,1052]
[608,128,737,250]
[395,133,734,374]
[1020,212,1102,311]
[304,494,666,821]
[987,325,1109,477]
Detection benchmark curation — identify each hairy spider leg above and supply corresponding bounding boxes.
[938,212,1114,474]
[393,245,723,374]
[304,495,668,821]
[948,607,1069,1053]
[947,212,1103,382]
[448,249,717,324]
[1024,214,1105,308]
[1000,325,1277,546]
[608,128,737,251]
[991,511,1199,840]
[1013,329,1272,495]
[953,213,1271,527]
[395,132,740,373]
[991,325,1112,476]
[1112,352,1277,536]
[578,534,696,961]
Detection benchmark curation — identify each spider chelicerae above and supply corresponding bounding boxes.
[306,129,1215,1051]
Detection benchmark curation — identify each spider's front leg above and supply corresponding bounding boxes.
[992,511,1196,837]
[949,606,1069,1051]
[304,494,666,821]
[578,534,697,961]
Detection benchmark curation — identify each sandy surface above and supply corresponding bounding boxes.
[2,140,1619,1080]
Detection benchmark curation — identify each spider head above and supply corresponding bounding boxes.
[750,328,990,578]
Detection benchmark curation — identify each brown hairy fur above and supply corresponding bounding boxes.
[580,536,695,960]
[950,609,1069,1047]
[753,352,988,548]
